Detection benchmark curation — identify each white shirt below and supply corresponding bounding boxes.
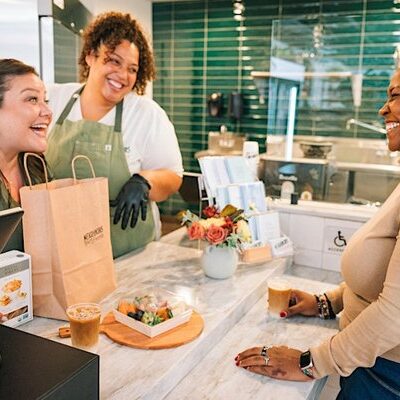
[47,83,183,177]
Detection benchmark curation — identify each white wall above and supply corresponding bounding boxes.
[0,0,41,73]
[81,0,152,39]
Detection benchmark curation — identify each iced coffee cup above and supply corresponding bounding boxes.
[267,277,291,319]
[66,303,101,352]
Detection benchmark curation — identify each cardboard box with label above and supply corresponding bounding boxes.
[0,250,32,327]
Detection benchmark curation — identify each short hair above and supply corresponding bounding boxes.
[79,11,156,95]
[0,59,38,107]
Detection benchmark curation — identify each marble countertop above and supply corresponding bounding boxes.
[166,275,339,400]
[18,240,288,400]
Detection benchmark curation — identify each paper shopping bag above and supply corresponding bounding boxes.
[20,154,116,320]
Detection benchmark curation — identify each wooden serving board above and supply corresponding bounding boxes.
[60,311,204,350]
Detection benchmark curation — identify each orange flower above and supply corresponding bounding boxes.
[206,224,228,245]
[203,205,218,218]
[181,204,250,249]
[187,221,206,240]
[222,216,234,233]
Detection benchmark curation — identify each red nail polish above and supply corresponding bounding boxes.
[236,361,240,366]
[235,355,239,361]
[280,310,287,318]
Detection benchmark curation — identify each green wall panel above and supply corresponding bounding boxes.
[153,0,398,215]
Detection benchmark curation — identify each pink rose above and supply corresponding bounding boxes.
[206,224,227,245]
[187,222,206,240]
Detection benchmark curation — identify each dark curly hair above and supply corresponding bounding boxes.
[0,59,37,107]
[79,11,155,95]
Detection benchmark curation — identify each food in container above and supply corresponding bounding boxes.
[113,288,192,338]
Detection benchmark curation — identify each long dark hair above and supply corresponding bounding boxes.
[0,59,38,107]
[0,59,48,185]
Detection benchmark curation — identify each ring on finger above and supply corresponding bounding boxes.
[260,346,270,366]
[260,346,269,357]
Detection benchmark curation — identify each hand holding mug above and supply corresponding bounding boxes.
[285,289,319,318]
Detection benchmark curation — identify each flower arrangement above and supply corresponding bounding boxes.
[179,204,252,249]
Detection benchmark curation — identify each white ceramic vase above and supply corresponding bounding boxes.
[200,246,238,279]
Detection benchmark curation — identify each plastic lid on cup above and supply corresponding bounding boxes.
[243,141,259,156]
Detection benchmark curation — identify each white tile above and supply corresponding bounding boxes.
[324,218,364,230]
[289,214,324,251]
[279,212,290,236]
[322,252,341,272]
[293,248,322,269]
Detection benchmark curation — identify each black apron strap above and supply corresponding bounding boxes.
[114,101,123,133]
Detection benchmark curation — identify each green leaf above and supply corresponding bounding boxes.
[220,204,238,217]
[179,210,200,225]
[152,315,164,325]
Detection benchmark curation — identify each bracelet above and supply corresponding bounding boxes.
[324,293,336,319]
[314,293,336,320]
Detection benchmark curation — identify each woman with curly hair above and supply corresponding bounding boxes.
[45,12,183,258]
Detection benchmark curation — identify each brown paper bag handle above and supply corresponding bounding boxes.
[23,152,49,189]
[71,155,96,183]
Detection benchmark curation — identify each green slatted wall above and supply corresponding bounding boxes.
[153,0,398,215]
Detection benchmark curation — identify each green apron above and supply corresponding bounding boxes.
[45,86,155,258]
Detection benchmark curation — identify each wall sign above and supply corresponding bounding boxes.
[323,224,359,255]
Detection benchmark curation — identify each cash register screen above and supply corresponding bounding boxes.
[0,207,24,253]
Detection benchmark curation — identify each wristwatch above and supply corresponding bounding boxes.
[299,350,314,378]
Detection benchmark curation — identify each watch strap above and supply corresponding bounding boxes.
[301,366,314,378]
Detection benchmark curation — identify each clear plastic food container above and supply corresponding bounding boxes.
[112,287,193,338]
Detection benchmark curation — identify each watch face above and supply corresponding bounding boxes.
[300,350,312,368]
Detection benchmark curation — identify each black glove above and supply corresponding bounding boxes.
[110,174,151,230]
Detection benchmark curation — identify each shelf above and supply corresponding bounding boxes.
[251,71,352,79]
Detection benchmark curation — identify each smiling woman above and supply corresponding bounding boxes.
[236,70,400,400]
[0,58,52,252]
[45,11,183,259]
[379,69,400,151]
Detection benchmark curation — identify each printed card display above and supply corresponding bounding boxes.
[199,156,255,198]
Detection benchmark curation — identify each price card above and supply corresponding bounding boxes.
[269,235,294,257]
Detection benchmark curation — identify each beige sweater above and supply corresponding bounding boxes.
[311,183,400,378]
